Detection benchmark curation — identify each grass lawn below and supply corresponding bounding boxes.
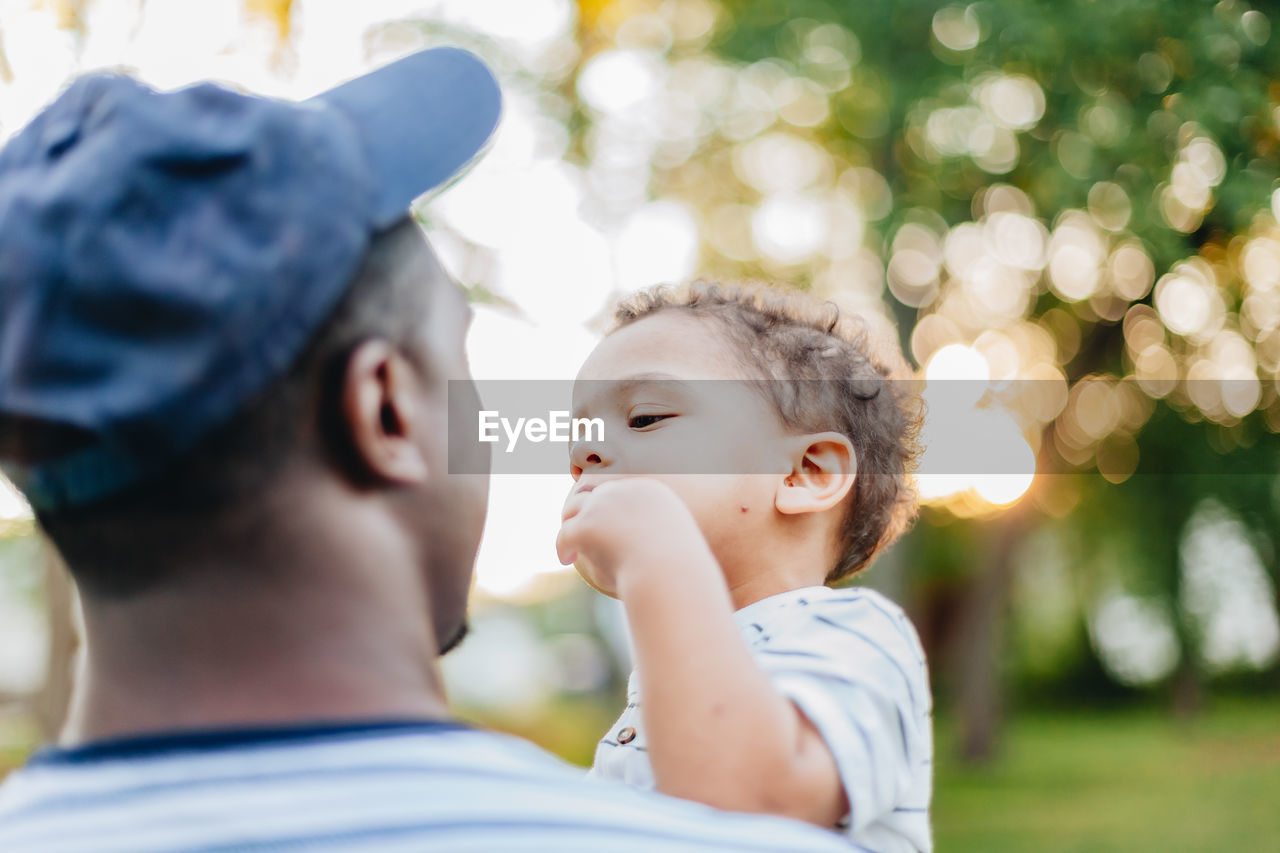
[933,698,1280,852]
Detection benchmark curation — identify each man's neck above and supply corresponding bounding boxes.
[60,506,451,745]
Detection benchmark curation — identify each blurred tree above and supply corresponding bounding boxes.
[572,0,1280,758]
[243,0,294,40]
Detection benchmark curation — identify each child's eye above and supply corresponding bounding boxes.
[628,413,673,429]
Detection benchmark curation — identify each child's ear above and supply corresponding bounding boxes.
[775,432,857,516]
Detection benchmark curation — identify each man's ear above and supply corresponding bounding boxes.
[775,432,857,516]
[339,339,430,485]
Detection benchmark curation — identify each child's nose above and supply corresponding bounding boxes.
[569,441,608,479]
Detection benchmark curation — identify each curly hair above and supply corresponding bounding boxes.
[613,280,923,582]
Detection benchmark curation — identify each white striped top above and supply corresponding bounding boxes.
[591,586,934,852]
[0,719,859,851]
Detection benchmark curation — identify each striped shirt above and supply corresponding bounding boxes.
[0,719,860,851]
[591,586,934,852]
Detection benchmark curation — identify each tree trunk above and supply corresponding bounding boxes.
[951,507,1028,763]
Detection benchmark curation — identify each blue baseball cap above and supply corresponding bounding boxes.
[0,47,501,511]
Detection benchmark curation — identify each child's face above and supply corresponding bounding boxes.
[567,311,794,568]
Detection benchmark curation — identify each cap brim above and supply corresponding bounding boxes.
[312,47,501,227]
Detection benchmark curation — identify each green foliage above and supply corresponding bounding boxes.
[682,0,1280,698]
[716,0,1280,268]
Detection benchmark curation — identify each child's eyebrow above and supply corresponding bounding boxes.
[571,373,689,420]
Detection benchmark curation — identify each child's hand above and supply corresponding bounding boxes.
[557,478,705,598]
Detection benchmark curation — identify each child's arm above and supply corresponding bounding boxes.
[558,478,847,826]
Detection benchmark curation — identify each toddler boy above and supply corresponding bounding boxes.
[557,281,933,851]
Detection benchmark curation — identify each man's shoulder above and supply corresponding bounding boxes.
[0,721,851,852]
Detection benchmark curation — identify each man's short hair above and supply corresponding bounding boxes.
[35,219,434,598]
[614,280,923,582]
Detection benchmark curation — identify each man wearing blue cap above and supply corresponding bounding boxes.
[0,49,853,850]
